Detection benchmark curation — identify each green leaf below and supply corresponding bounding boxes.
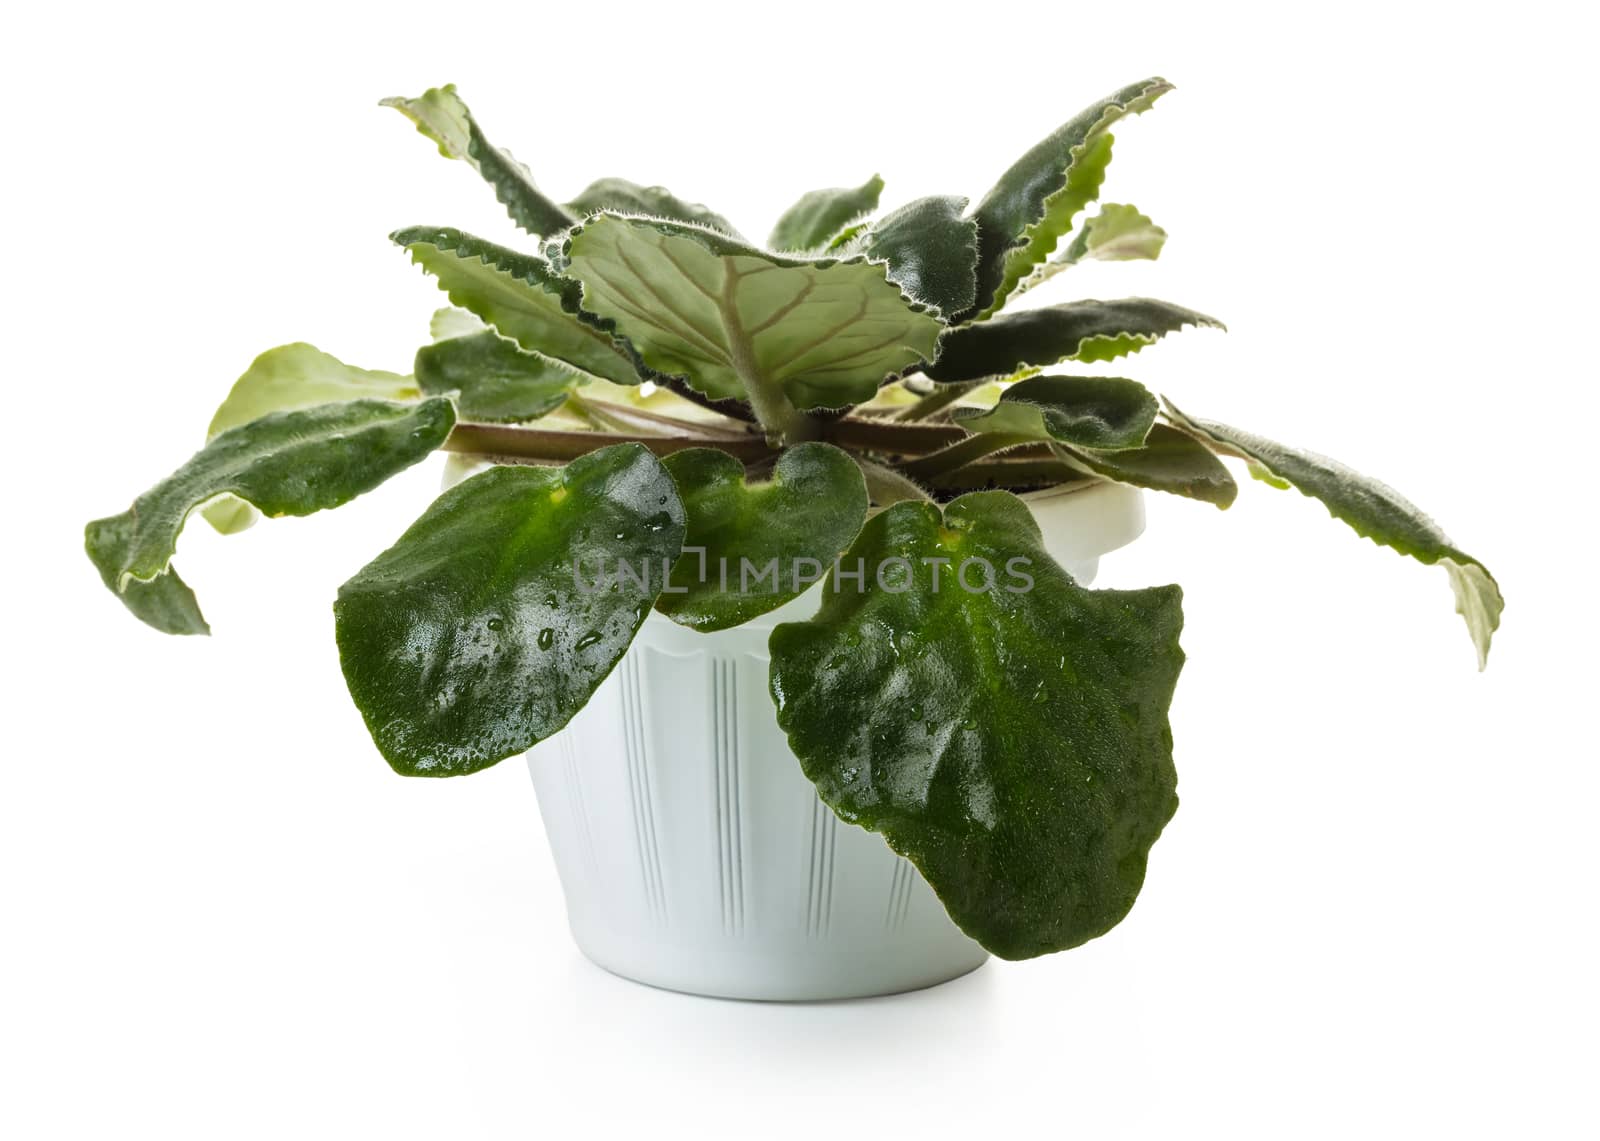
[333,445,686,776]
[953,375,1157,450]
[86,399,456,634]
[768,175,885,252]
[558,214,943,410]
[1022,203,1168,297]
[1070,203,1168,263]
[566,177,743,238]
[394,227,642,386]
[201,343,423,536]
[382,85,576,237]
[206,343,420,438]
[769,491,1185,958]
[415,330,577,422]
[1053,424,1237,508]
[969,77,1172,318]
[861,195,980,318]
[429,306,487,342]
[656,444,868,631]
[1164,400,1503,667]
[926,298,1222,384]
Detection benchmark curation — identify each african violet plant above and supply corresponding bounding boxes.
[85,78,1502,960]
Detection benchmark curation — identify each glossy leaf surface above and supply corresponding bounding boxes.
[953,375,1157,450]
[1055,424,1237,507]
[395,227,642,386]
[656,444,867,631]
[768,175,884,252]
[560,214,942,409]
[87,399,455,633]
[969,77,1171,317]
[1164,402,1502,666]
[862,195,979,318]
[415,329,577,422]
[382,85,575,237]
[334,446,686,775]
[927,298,1222,383]
[565,177,742,238]
[769,491,1184,958]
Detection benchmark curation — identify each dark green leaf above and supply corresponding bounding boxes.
[334,445,686,775]
[382,85,576,237]
[558,214,942,410]
[926,298,1223,383]
[953,375,1157,450]
[768,175,885,252]
[769,491,1184,958]
[1053,423,1237,507]
[415,329,577,422]
[1164,400,1502,667]
[656,444,868,631]
[394,226,642,386]
[862,195,979,317]
[969,77,1171,318]
[201,343,423,535]
[86,399,456,634]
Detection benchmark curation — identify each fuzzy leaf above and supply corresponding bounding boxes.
[86,399,455,634]
[1053,424,1237,508]
[926,298,1222,384]
[953,375,1157,451]
[414,330,577,422]
[1022,204,1168,296]
[334,446,686,775]
[656,444,867,631]
[394,227,642,386]
[382,85,575,237]
[969,77,1171,318]
[566,177,743,238]
[769,491,1184,958]
[769,175,885,252]
[559,214,943,410]
[862,195,979,317]
[1164,401,1502,667]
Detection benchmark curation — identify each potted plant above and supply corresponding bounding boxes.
[85,78,1501,1000]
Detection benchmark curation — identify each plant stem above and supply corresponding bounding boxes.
[894,382,976,422]
[900,433,1036,480]
[444,422,774,464]
[822,417,966,456]
[850,455,932,505]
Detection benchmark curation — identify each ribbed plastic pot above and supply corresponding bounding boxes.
[527,481,1146,1000]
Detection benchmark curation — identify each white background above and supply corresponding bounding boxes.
[5,1,1597,1137]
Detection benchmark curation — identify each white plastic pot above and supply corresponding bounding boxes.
[527,481,1146,1000]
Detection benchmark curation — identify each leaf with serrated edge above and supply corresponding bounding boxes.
[334,445,686,775]
[969,77,1171,318]
[769,491,1184,958]
[560,214,943,410]
[953,375,1157,451]
[567,177,743,239]
[1052,424,1237,508]
[382,85,575,237]
[656,444,867,631]
[927,298,1222,384]
[1164,399,1502,667]
[769,175,885,252]
[1022,203,1168,296]
[415,330,578,422]
[862,195,979,318]
[86,399,455,633]
[394,227,642,387]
